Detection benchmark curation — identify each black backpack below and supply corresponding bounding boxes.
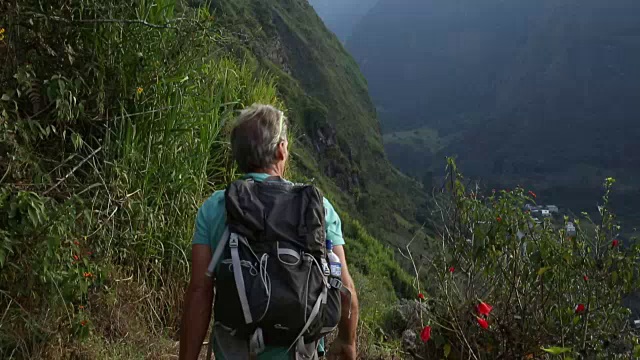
[206,178,342,359]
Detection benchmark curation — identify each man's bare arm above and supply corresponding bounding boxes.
[179,244,214,360]
[332,245,359,345]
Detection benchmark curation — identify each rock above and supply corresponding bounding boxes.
[266,37,291,75]
[394,299,428,330]
[315,125,337,151]
[402,329,417,352]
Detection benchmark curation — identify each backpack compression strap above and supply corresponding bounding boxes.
[206,230,254,324]
[205,229,262,359]
[206,227,230,277]
[229,232,254,324]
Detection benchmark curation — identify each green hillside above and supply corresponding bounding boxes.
[208,0,428,245]
[0,0,421,358]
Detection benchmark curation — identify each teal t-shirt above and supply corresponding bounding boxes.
[192,173,345,359]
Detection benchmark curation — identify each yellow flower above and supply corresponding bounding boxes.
[136,87,143,95]
[0,27,5,41]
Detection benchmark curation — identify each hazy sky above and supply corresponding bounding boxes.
[308,0,378,41]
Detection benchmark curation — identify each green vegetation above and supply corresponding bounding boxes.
[383,126,449,182]
[383,126,445,155]
[0,0,276,356]
[0,0,415,358]
[208,0,427,242]
[401,160,640,359]
[4,1,635,359]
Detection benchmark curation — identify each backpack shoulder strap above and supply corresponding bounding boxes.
[205,226,230,277]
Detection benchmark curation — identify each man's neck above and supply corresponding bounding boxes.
[252,167,282,178]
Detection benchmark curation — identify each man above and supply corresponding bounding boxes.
[179,104,359,359]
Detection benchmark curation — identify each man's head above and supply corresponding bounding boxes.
[231,104,289,176]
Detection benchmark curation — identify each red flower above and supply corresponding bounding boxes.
[477,317,489,329]
[476,302,493,316]
[528,190,537,198]
[575,303,586,314]
[80,320,87,326]
[583,275,589,281]
[496,216,502,222]
[73,255,79,261]
[420,326,432,342]
[78,305,84,310]
[83,272,93,278]
[418,293,425,300]
[612,239,620,248]
[448,266,455,273]
[74,241,80,245]
[86,251,93,256]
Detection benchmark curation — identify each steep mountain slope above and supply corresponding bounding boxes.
[307,0,378,42]
[1,0,419,357]
[348,0,640,219]
[212,0,427,240]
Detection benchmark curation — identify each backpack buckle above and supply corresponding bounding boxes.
[329,277,342,289]
[229,233,239,248]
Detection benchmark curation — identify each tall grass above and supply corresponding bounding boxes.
[0,0,279,357]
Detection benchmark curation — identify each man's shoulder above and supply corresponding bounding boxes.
[193,189,227,247]
[199,189,226,215]
[320,195,341,215]
[322,196,336,212]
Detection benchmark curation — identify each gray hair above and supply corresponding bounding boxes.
[230,103,288,173]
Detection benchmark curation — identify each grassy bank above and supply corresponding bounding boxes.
[0,1,414,358]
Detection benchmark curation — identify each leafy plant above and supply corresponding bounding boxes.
[0,0,281,356]
[407,158,640,359]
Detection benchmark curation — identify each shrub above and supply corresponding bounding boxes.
[407,158,640,359]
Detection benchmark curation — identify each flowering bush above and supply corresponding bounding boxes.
[411,158,640,359]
